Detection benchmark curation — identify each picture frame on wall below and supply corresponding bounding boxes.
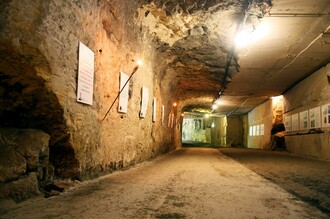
[321,103,330,128]
[291,113,299,131]
[309,106,321,129]
[284,115,291,131]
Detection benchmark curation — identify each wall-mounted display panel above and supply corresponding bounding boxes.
[77,42,94,105]
[161,105,165,125]
[309,106,321,129]
[256,125,260,136]
[321,103,330,128]
[299,110,309,130]
[139,87,149,118]
[284,115,291,131]
[291,114,299,131]
[152,98,157,122]
[118,72,129,113]
[260,124,265,135]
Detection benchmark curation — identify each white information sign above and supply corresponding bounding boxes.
[161,105,165,125]
[77,42,94,105]
[139,87,149,118]
[260,124,265,135]
[118,72,129,113]
[291,113,299,131]
[152,98,157,122]
[309,106,321,129]
[321,103,330,128]
[256,125,260,136]
[299,110,309,130]
[284,115,291,131]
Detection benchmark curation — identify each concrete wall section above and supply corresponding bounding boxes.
[227,116,244,147]
[247,100,273,149]
[283,63,330,160]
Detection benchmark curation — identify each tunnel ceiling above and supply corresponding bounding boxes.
[136,0,330,116]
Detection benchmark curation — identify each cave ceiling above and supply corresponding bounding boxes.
[136,0,330,116]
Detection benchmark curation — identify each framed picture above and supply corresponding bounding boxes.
[309,106,321,129]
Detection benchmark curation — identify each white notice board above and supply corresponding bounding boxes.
[161,105,165,125]
[118,72,129,113]
[152,98,157,122]
[309,106,321,129]
[140,87,149,118]
[284,115,292,131]
[299,110,309,130]
[77,42,94,105]
[321,103,330,128]
[291,114,299,131]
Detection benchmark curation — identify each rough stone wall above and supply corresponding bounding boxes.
[283,63,330,160]
[247,100,273,149]
[0,128,50,201]
[0,0,172,180]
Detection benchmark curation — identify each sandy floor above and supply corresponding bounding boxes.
[0,148,328,218]
[220,148,330,216]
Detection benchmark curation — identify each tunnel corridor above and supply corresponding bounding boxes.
[1,0,330,217]
[1,148,329,218]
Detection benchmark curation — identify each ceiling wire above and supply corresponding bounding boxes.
[216,0,253,100]
[275,24,330,78]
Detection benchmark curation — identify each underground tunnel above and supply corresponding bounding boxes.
[0,0,330,218]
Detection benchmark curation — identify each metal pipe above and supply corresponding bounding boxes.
[102,65,139,121]
[266,13,328,18]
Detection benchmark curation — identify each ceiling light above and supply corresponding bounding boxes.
[235,30,253,48]
[235,22,270,48]
[216,100,223,105]
[205,114,210,118]
[137,60,142,66]
[212,104,217,110]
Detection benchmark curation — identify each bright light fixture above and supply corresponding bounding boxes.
[271,95,283,105]
[212,104,217,110]
[173,102,177,107]
[235,22,270,48]
[211,122,215,128]
[215,100,223,105]
[137,60,142,66]
[235,30,252,48]
[205,114,210,118]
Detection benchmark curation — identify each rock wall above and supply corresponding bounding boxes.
[0,0,173,180]
[0,128,50,202]
[283,63,330,160]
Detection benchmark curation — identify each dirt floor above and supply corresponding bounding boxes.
[219,148,330,216]
[0,148,328,218]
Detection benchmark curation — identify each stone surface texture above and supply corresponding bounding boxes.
[1,128,50,171]
[0,128,49,202]
[0,148,328,218]
[0,141,26,183]
[1,0,329,186]
[0,0,271,179]
[0,173,39,203]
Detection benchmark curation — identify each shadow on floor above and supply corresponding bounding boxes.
[219,147,330,216]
